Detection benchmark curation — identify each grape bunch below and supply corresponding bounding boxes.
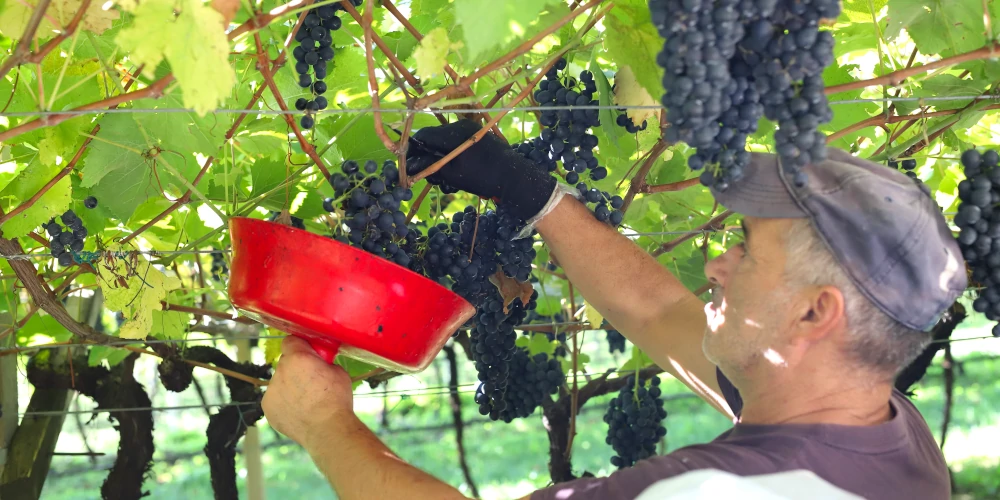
[292,1,360,129]
[887,158,919,180]
[210,249,228,282]
[477,349,564,422]
[424,205,536,300]
[605,328,627,354]
[324,160,421,270]
[954,149,1000,337]
[649,0,840,190]
[516,59,624,226]
[615,112,648,134]
[45,206,93,267]
[605,375,668,468]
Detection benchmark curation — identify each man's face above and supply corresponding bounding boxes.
[702,217,797,375]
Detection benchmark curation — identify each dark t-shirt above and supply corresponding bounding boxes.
[531,369,949,500]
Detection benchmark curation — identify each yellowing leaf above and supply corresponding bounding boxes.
[413,27,460,80]
[0,0,119,39]
[98,247,183,339]
[583,300,603,330]
[0,162,72,239]
[613,66,656,128]
[116,0,236,115]
[264,329,286,366]
[489,269,534,314]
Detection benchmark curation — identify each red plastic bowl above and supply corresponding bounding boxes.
[227,217,475,373]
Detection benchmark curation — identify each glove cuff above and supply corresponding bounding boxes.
[512,182,580,240]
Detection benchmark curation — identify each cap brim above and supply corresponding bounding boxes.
[709,152,808,218]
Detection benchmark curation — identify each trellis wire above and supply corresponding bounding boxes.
[2,95,999,118]
[21,348,1000,418]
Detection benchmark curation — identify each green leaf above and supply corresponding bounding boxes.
[454,0,560,62]
[605,0,663,103]
[414,28,460,80]
[0,162,72,239]
[37,118,89,166]
[335,356,379,390]
[526,333,557,357]
[250,156,292,209]
[149,310,190,340]
[590,54,623,153]
[0,0,118,40]
[88,345,131,367]
[116,0,235,115]
[839,0,886,23]
[886,0,990,57]
[620,345,655,372]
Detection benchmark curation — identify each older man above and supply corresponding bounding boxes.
[263,120,964,500]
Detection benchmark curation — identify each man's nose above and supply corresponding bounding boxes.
[704,245,741,287]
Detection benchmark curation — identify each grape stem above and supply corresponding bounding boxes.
[338,0,424,93]
[824,42,1000,95]
[652,210,733,257]
[379,0,505,137]
[621,139,669,214]
[253,33,333,179]
[0,0,52,83]
[361,0,401,154]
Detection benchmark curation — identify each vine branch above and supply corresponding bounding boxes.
[0,0,52,82]
[824,43,1000,95]
[652,210,733,257]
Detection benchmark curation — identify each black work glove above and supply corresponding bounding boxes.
[406,120,557,222]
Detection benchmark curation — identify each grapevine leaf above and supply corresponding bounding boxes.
[0,161,72,239]
[251,156,295,211]
[604,0,663,104]
[886,0,993,57]
[583,301,603,330]
[98,247,183,339]
[620,345,655,372]
[149,310,190,340]
[0,0,119,39]
[838,0,886,23]
[454,0,560,62]
[612,65,656,128]
[335,356,378,390]
[264,330,285,366]
[413,27,461,80]
[526,333,557,357]
[116,0,235,115]
[37,118,88,166]
[88,345,131,367]
[589,54,622,152]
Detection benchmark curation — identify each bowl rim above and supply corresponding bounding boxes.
[228,215,475,310]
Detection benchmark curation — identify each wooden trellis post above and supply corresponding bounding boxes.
[0,294,101,500]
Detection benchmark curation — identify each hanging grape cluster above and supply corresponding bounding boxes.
[45,200,96,267]
[605,328,627,354]
[649,0,840,190]
[421,204,543,420]
[210,249,228,282]
[955,149,1000,337]
[476,349,564,422]
[515,58,624,226]
[324,160,422,271]
[605,375,668,468]
[292,1,360,129]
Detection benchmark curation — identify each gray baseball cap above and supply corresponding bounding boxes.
[710,147,967,332]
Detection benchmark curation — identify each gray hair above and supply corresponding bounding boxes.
[782,219,930,378]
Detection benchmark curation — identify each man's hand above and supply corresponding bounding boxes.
[406,119,557,221]
[262,336,354,448]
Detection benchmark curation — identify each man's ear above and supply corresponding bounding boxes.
[799,285,846,341]
[783,285,846,365]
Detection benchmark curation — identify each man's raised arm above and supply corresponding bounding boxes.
[536,195,732,417]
